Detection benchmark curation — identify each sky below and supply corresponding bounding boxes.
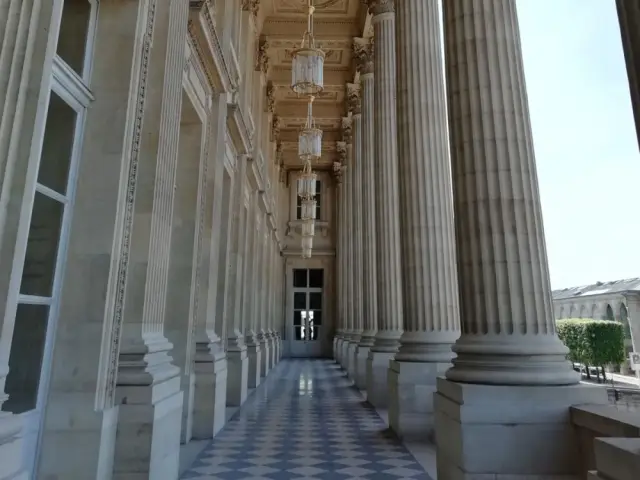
[515,0,640,289]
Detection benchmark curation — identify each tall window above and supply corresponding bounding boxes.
[2,0,96,420]
[296,180,321,220]
[292,269,323,341]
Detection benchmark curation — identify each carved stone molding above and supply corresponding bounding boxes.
[255,36,269,75]
[363,0,394,16]
[346,83,361,115]
[353,37,374,75]
[276,141,283,164]
[272,115,283,141]
[341,117,352,144]
[266,82,276,113]
[242,0,260,16]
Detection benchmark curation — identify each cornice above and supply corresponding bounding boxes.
[226,103,252,154]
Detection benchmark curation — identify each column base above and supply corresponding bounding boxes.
[366,350,394,408]
[341,338,350,369]
[388,360,449,441]
[347,341,359,381]
[113,361,183,480]
[435,378,609,479]
[333,336,340,362]
[260,338,270,378]
[192,353,227,439]
[246,342,262,388]
[335,337,343,364]
[0,413,28,480]
[226,347,248,406]
[355,345,370,390]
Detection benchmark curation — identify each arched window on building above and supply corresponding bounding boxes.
[620,303,632,339]
[606,304,615,321]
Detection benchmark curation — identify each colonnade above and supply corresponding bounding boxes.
[334,1,609,478]
[0,1,284,478]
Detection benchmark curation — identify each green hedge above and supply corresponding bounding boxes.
[557,319,625,376]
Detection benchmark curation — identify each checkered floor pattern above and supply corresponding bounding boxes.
[182,359,431,479]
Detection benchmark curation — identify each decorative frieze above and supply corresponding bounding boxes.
[353,37,374,75]
[255,36,269,75]
[346,83,361,115]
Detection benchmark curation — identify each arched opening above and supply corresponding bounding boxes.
[606,304,615,321]
[568,305,576,318]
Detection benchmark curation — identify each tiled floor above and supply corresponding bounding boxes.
[181,359,434,479]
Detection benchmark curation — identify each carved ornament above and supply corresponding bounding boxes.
[341,117,352,144]
[272,115,283,141]
[353,37,374,75]
[333,161,344,184]
[242,0,260,16]
[346,83,361,115]
[336,141,348,165]
[363,0,394,15]
[255,37,269,75]
[266,82,275,113]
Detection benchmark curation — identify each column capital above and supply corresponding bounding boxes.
[336,141,348,166]
[363,0,394,16]
[353,37,374,75]
[271,115,282,142]
[255,36,269,75]
[241,0,260,16]
[346,83,361,115]
[333,161,344,184]
[266,81,275,113]
[341,117,352,144]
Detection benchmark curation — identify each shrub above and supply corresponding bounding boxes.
[557,318,625,381]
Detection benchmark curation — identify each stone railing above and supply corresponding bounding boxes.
[571,404,640,479]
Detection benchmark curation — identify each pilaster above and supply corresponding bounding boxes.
[435,1,607,477]
[112,1,188,477]
[245,197,262,389]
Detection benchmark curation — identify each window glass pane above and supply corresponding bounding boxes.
[309,292,322,310]
[309,323,319,340]
[295,326,304,341]
[37,91,77,195]
[293,269,307,288]
[309,269,323,288]
[315,181,321,219]
[313,310,322,326]
[296,196,302,220]
[57,0,92,76]
[293,310,302,327]
[2,304,50,414]
[20,192,65,297]
[294,292,306,310]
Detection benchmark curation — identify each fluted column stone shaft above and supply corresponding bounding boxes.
[360,71,377,347]
[370,3,403,353]
[345,161,354,340]
[394,0,460,363]
[443,0,577,386]
[351,112,364,344]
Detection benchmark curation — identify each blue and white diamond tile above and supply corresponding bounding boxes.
[182,359,433,480]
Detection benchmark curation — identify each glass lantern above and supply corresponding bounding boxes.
[301,199,317,221]
[301,218,315,237]
[298,126,322,162]
[291,2,324,96]
[297,163,317,198]
[301,235,313,258]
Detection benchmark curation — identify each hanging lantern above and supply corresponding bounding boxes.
[301,235,313,258]
[301,199,317,221]
[291,1,324,96]
[298,98,322,162]
[301,218,315,237]
[297,159,317,198]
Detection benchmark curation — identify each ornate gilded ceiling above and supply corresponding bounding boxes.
[259,0,371,171]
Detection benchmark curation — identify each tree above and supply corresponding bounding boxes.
[556,319,625,382]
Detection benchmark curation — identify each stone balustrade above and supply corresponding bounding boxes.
[571,404,640,479]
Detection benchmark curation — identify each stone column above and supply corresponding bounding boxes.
[365,0,403,408]
[259,217,270,378]
[435,2,607,478]
[267,228,277,369]
[334,160,345,364]
[617,0,640,149]
[245,199,262,388]
[354,39,378,392]
[341,135,354,369]
[388,0,461,441]
[226,156,249,407]
[112,1,187,477]
[347,83,365,385]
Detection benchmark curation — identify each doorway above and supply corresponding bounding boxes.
[289,268,324,357]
